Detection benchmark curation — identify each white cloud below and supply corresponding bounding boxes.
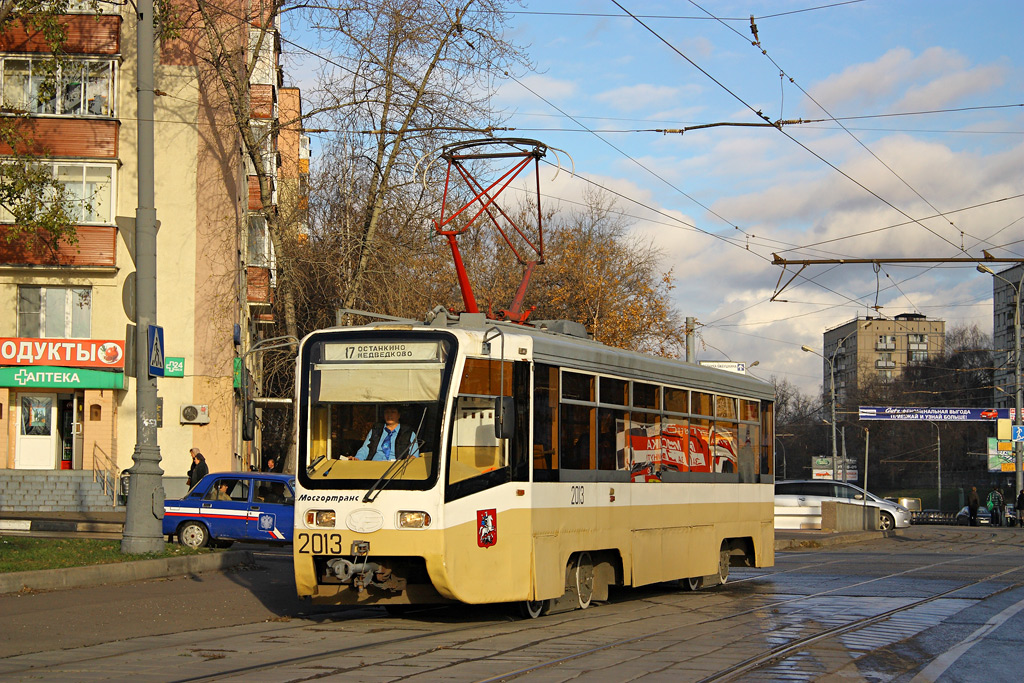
[806,47,999,113]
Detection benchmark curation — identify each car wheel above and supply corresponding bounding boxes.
[178,521,209,549]
[879,511,895,531]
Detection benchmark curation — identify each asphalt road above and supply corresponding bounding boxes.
[3,528,1024,681]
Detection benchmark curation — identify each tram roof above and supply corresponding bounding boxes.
[316,311,774,402]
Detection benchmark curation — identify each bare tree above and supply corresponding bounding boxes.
[296,0,528,317]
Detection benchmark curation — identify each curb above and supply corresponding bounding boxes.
[0,549,254,595]
[0,519,124,534]
[775,529,901,551]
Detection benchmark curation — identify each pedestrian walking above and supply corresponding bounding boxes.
[968,486,980,526]
[1017,488,1024,527]
[988,487,1004,527]
[187,448,208,491]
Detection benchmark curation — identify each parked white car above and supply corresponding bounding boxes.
[775,479,911,531]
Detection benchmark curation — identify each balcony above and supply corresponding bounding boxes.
[247,266,274,306]
[0,118,119,158]
[0,224,116,267]
[875,359,896,369]
[0,14,121,54]
[875,342,896,351]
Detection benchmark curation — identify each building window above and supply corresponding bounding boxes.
[908,334,927,344]
[18,286,92,338]
[909,350,928,362]
[0,56,115,117]
[0,163,114,224]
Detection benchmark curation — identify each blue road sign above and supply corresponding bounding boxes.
[148,324,165,377]
[1013,426,1024,442]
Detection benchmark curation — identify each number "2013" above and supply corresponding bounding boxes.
[297,532,343,555]
[570,485,584,505]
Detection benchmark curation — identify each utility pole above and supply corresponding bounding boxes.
[121,0,164,554]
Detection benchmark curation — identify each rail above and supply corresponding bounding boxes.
[91,442,120,506]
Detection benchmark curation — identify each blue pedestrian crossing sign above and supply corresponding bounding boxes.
[147,324,165,377]
[1013,425,1024,443]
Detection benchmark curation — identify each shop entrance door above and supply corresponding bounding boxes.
[15,393,58,470]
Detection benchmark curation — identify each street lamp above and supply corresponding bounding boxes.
[802,344,835,479]
[977,264,1023,497]
[927,420,941,512]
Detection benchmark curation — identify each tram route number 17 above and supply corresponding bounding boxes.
[570,485,584,505]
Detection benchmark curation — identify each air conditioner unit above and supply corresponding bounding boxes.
[180,404,210,425]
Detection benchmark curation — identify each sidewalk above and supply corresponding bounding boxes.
[775,528,902,550]
[0,509,126,535]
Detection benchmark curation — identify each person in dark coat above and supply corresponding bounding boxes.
[989,487,1004,527]
[967,486,980,526]
[187,449,208,490]
[1017,488,1024,528]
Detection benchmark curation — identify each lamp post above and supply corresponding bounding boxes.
[803,344,837,477]
[775,436,787,479]
[928,420,941,512]
[803,332,855,480]
[977,264,1023,497]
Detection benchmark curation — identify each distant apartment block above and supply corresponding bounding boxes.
[819,314,946,400]
[985,264,1024,413]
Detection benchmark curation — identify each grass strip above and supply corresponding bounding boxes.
[0,536,209,573]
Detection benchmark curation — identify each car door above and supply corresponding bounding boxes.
[200,476,251,540]
[774,482,803,507]
[247,477,294,542]
[797,482,834,511]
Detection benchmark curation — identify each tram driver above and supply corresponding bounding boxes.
[349,405,420,461]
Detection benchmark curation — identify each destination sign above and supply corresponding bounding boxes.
[324,341,441,362]
[859,406,1007,422]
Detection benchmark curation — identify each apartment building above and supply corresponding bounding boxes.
[984,264,1024,413]
[819,314,946,400]
[0,3,304,491]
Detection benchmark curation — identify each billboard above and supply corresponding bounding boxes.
[859,406,1005,422]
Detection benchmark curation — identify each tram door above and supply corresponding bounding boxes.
[15,393,58,470]
[442,360,532,603]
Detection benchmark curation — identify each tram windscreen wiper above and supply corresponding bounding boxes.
[363,408,427,503]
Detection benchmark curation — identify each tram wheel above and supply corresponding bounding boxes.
[718,546,730,585]
[574,551,595,609]
[682,576,703,591]
[519,600,547,619]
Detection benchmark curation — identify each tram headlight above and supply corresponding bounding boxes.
[305,510,336,527]
[398,511,431,528]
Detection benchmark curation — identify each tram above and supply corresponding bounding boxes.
[293,312,775,615]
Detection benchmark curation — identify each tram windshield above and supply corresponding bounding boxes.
[302,336,451,485]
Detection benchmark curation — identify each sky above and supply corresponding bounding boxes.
[286,0,1024,396]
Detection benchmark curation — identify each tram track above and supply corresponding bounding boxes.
[178,548,1024,682]
[3,546,1021,682]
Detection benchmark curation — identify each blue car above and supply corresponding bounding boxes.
[163,472,295,548]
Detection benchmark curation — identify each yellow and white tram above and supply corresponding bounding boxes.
[294,313,775,615]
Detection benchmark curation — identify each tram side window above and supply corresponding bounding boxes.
[448,358,511,484]
[760,401,774,476]
[533,363,559,479]
[597,407,627,470]
[560,403,594,469]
